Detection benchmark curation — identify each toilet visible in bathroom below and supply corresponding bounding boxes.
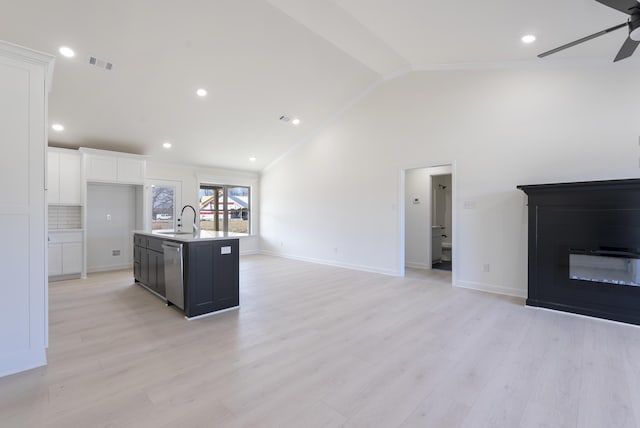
[441,241,452,262]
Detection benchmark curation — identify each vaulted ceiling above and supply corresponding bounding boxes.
[1,0,637,171]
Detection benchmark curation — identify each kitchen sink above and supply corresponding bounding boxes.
[156,231,194,236]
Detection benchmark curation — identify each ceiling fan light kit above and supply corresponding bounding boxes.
[539,0,640,62]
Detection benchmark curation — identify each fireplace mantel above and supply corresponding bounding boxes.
[519,178,640,325]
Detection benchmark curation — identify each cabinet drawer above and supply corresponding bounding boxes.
[147,237,164,252]
[134,234,146,247]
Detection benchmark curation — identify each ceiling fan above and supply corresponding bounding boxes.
[538,0,640,62]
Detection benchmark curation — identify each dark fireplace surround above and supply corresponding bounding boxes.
[519,179,640,326]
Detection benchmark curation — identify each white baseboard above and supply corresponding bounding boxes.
[405,261,431,269]
[455,279,527,299]
[240,250,260,256]
[0,348,46,378]
[87,263,133,274]
[259,250,402,276]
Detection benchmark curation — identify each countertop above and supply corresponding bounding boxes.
[134,230,246,243]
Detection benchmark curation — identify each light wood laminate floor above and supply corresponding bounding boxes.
[2,255,640,427]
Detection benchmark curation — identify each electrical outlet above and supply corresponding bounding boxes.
[483,263,490,272]
[112,250,120,256]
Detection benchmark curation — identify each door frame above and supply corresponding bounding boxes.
[399,161,457,284]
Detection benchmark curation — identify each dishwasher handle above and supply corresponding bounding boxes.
[162,242,183,251]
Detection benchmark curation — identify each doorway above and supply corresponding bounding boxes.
[431,173,452,271]
[403,164,454,277]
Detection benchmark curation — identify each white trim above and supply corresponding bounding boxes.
[0,40,55,91]
[78,147,148,159]
[405,262,430,270]
[400,162,457,285]
[87,263,133,274]
[455,279,527,299]
[240,249,260,256]
[531,306,640,329]
[260,250,402,277]
[0,349,47,378]
[186,305,240,320]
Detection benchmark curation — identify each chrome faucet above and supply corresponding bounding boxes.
[180,205,198,233]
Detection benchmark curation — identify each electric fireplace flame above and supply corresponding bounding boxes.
[569,249,640,287]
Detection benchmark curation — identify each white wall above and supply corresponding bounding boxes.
[86,183,137,272]
[261,63,640,297]
[145,161,260,254]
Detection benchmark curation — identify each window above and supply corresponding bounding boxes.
[199,184,250,234]
[151,185,175,230]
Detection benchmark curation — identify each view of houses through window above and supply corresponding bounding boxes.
[199,184,250,234]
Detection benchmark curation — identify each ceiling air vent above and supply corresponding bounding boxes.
[88,56,113,71]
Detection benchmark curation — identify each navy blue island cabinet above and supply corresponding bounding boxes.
[183,239,240,318]
[134,233,239,318]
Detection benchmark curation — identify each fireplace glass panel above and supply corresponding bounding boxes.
[570,253,640,286]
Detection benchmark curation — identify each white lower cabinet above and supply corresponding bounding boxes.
[48,244,63,276]
[48,231,83,278]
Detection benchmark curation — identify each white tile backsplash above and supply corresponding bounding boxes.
[49,205,82,230]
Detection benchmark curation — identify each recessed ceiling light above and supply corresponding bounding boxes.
[163,142,172,149]
[249,157,257,162]
[196,88,207,97]
[59,46,75,58]
[521,35,536,44]
[291,118,301,126]
[51,124,64,132]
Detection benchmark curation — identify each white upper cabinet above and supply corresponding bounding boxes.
[48,148,81,205]
[81,148,146,184]
[85,154,117,182]
[117,157,145,183]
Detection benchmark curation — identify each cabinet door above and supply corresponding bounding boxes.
[47,152,60,204]
[117,158,145,184]
[48,243,62,276]
[148,249,158,291]
[140,247,150,285]
[153,250,165,297]
[134,260,141,282]
[61,242,82,274]
[86,155,117,182]
[212,240,239,311]
[58,153,81,204]
[185,240,239,317]
[133,241,142,282]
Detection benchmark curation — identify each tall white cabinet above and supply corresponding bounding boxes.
[0,41,54,377]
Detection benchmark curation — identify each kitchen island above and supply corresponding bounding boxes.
[133,230,242,318]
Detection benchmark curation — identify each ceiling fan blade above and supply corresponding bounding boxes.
[538,22,628,58]
[614,35,640,60]
[595,0,639,15]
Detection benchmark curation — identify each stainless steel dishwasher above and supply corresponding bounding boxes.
[162,241,184,310]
